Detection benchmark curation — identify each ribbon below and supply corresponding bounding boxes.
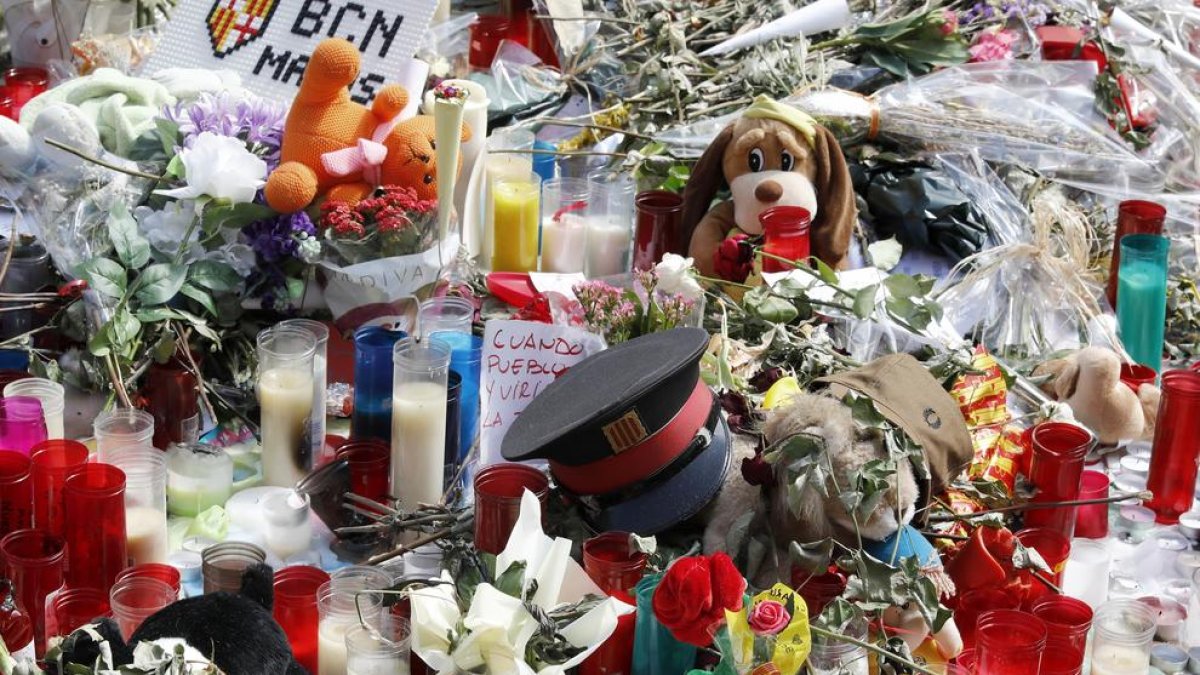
[321,114,403,186]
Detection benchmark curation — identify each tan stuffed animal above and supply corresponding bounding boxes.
[1033,346,1161,444]
[680,96,857,277]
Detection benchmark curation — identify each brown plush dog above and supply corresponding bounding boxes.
[681,97,857,277]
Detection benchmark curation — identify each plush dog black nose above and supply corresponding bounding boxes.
[755,180,783,203]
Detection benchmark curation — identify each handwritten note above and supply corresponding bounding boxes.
[144,0,436,104]
[479,320,605,465]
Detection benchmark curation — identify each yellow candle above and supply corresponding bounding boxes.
[491,175,541,272]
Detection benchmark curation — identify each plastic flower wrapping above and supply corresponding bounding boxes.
[408,491,635,675]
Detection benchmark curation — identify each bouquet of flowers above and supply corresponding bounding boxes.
[573,254,704,344]
[318,186,439,266]
[313,185,449,331]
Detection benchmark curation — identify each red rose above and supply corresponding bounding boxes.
[652,553,747,647]
[714,233,753,283]
[748,600,791,636]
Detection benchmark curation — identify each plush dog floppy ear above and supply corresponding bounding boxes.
[809,125,857,270]
[679,123,734,258]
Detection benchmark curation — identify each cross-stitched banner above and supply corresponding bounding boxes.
[144,0,437,104]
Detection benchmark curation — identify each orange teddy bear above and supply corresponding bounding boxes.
[264,38,470,213]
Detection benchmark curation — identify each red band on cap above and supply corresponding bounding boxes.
[550,380,712,496]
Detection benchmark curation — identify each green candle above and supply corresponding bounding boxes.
[1116,234,1169,373]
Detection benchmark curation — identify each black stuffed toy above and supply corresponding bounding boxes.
[53,564,305,675]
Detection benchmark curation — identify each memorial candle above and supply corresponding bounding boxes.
[63,464,127,593]
[0,397,47,456]
[3,379,64,439]
[1144,370,1200,523]
[540,178,590,274]
[29,440,87,537]
[107,447,168,565]
[490,171,542,273]
[391,338,451,512]
[257,325,317,488]
[280,319,330,467]
[1116,234,1169,373]
[351,327,406,444]
[585,171,636,278]
[1090,600,1155,675]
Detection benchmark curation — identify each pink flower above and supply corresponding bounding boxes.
[748,600,791,636]
[939,9,959,36]
[969,28,1017,62]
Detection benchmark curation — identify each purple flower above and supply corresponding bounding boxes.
[241,211,315,309]
[163,91,287,170]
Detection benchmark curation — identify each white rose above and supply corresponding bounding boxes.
[654,253,703,302]
[156,131,267,204]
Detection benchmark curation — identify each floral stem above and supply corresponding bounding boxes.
[41,138,165,181]
[927,491,1151,523]
[530,118,654,141]
[808,625,938,675]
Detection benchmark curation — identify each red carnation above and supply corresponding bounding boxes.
[652,552,747,647]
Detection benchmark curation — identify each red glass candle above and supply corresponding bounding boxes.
[632,191,684,271]
[30,440,88,537]
[115,564,181,598]
[473,463,549,554]
[0,529,64,654]
[0,86,13,120]
[0,582,33,660]
[1015,527,1070,593]
[63,464,127,593]
[1106,200,1166,308]
[790,567,848,617]
[1028,422,1094,498]
[3,67,48,121]
[1145,370,1200,523]
[1030,595,1092,672]
[579,590,636,675]
[470,16,513,70]
[0,396,48,456]
[143,356,200,450]
[954,649,976,672]
[273,564,330,674]
[336,440,390,506]
[109,576,175,639]
[583,532,648,595]
[49,587,111,638]
[1120,362,1158,393]
[974,609,1046,674]
[954,589,1020,651]
[759,206,812,273]
[1073,470,1111,539]
[0,451,32,539]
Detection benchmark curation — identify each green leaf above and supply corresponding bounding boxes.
[108,202,152,269]
[180,283,217,317]
[165,153,185,178]
[88,323,112,357]
[187,260,241,292]
[175,309,223,344]
[813,258,839,285]
[790,538,835,576]
[155,117,181,157]
[817,598,862,632]
[744,286,799,324]
[110,307,141,347]
[77,258,127,299]
[135,263,187,306]
[202,200,276,231]
[846,393,887,428]
[883,274,922,300]
[135,306,186,323]
[852,284,878,319]
[495,560,527,599]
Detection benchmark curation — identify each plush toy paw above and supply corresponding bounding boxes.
[326,181,375,205]
[1036,346,1152,444]
[265,161,320,213]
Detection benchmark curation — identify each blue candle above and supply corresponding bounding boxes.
[350,327,406,444]
[431,331,483,465]
[1117,234,1169,373]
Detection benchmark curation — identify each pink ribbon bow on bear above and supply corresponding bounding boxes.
[320,115,402,186]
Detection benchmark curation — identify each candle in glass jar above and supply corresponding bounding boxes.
[259,369,314,486]
[125,505,168,565]
[166,443,233,518]
[281,319,330,465]
[1091,644,1151,675]
[391,382,448,511]
[490,172,541,273]
[540,212,587,273]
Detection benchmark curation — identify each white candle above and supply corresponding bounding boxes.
[391,382,447,511]
[311,351,327,462]
[1091,644,1150,674]
[263,490,313,560]
[541,212,588,273]
[126,505,168,564]
[258,368,314,488]
[585,215,632,277]
[318,618,352,675]
[348,657,409,675]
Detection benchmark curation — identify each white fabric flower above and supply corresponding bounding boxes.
[655,253,704,302]
[135,201,203,262]
[156,131,267,203]
[295,234,323,264]
[204,243,256,278]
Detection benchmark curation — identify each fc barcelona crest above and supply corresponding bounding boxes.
[205,0,279,57]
